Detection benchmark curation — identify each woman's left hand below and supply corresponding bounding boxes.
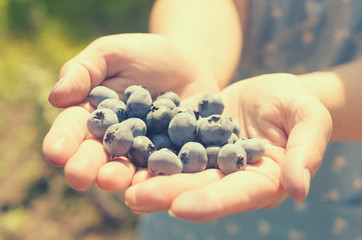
[124,73,332,222]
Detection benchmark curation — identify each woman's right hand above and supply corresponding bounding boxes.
[42,33,218,191]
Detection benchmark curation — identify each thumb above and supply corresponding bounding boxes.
[49,37,121,108]
[281,101,332,201]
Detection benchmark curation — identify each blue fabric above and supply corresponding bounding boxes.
[137,1,362,239]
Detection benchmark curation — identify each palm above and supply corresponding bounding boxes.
[42,33,218,191]
[125,73,332,222]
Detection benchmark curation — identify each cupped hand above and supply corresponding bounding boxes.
[125,73,333,222]
[42,33,218,191]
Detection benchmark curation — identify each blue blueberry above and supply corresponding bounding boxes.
[217,144,247,174]
[150,134,177,151]
[145,105,173,134]
[183,104,200,119]
[87,109,118,138]
[88,86,119,108]
[152,98,177,110]
[124,85,147,102]
[128,136,156,168]
[198,92,224,117]
[97,98,127,122]
[227,133,239,144]
[148,148,183,176]
[197,114,233,146]
[121,118,147,137]
[171,105,197,119]
[229,117,241,136]
[235,137,265,164]
[178,142,208,173]
[126,89,152,119]
[156,91,180,106]
[168,112,197,147]
[103,123,134,157]
[205,145,221,169]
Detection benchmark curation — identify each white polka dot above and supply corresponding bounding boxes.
[334,29,350,42]
[305,1,322,16]
[272,8,282,19]
[264,42,277,53]
[293,201,308,212]
[288,229,307,240]
[302,32,315,45]
[226,222,240,236]
[332,155,348,173]
[333,217,349,235]
[257,220,271,236]
[322,189,340,202]
[353,175,362,191]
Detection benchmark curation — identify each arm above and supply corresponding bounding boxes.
[300,58,362,140]
[149,0,245,88]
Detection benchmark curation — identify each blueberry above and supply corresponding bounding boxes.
[124,85,147,102]
[128,136,156,168]
[145,105,173,134]
[88,86,119,108]
[197,114,233,146]
[198,92,224,117]
[97,98,127,122]
[205,145,221,169]
[152,98,177,110]
[148,148,183,176]
[168,112,197,147]
[121,118,147,137]
[103,123,134,157]
[217,144,247,174]
[87,109,119,138]
[235,137,265,164]
[229,117,241,136]
[156,91,180,106]
[150,133,177,150]
[178,142,208,173]
[171,105,197,119]
[227,133,239,144]
[181,104,200,120]
[126,89,152,119]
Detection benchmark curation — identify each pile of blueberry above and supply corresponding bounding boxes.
[87,85,265,176]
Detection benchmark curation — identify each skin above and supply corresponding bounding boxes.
[43,0,362,222]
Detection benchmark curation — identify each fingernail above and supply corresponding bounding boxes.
[52,77,65,92]
[303,169,311,197]
[168,209,178,219]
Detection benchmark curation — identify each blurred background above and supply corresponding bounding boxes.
[0,1,154,239]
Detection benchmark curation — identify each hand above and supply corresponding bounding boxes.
[42,33,218,191]
[124,73,333,222]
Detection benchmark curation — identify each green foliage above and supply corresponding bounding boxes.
[0,1,153,239]
[3,0,153,40]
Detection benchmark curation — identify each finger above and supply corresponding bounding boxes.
[49,36,129,107]
[170,160,287,222]
[96,157,137,191]
[131,168,153,185]
[42,105,91,166]
[64,137,109,190]
[281,101,332,201]
[124,169,224,213]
